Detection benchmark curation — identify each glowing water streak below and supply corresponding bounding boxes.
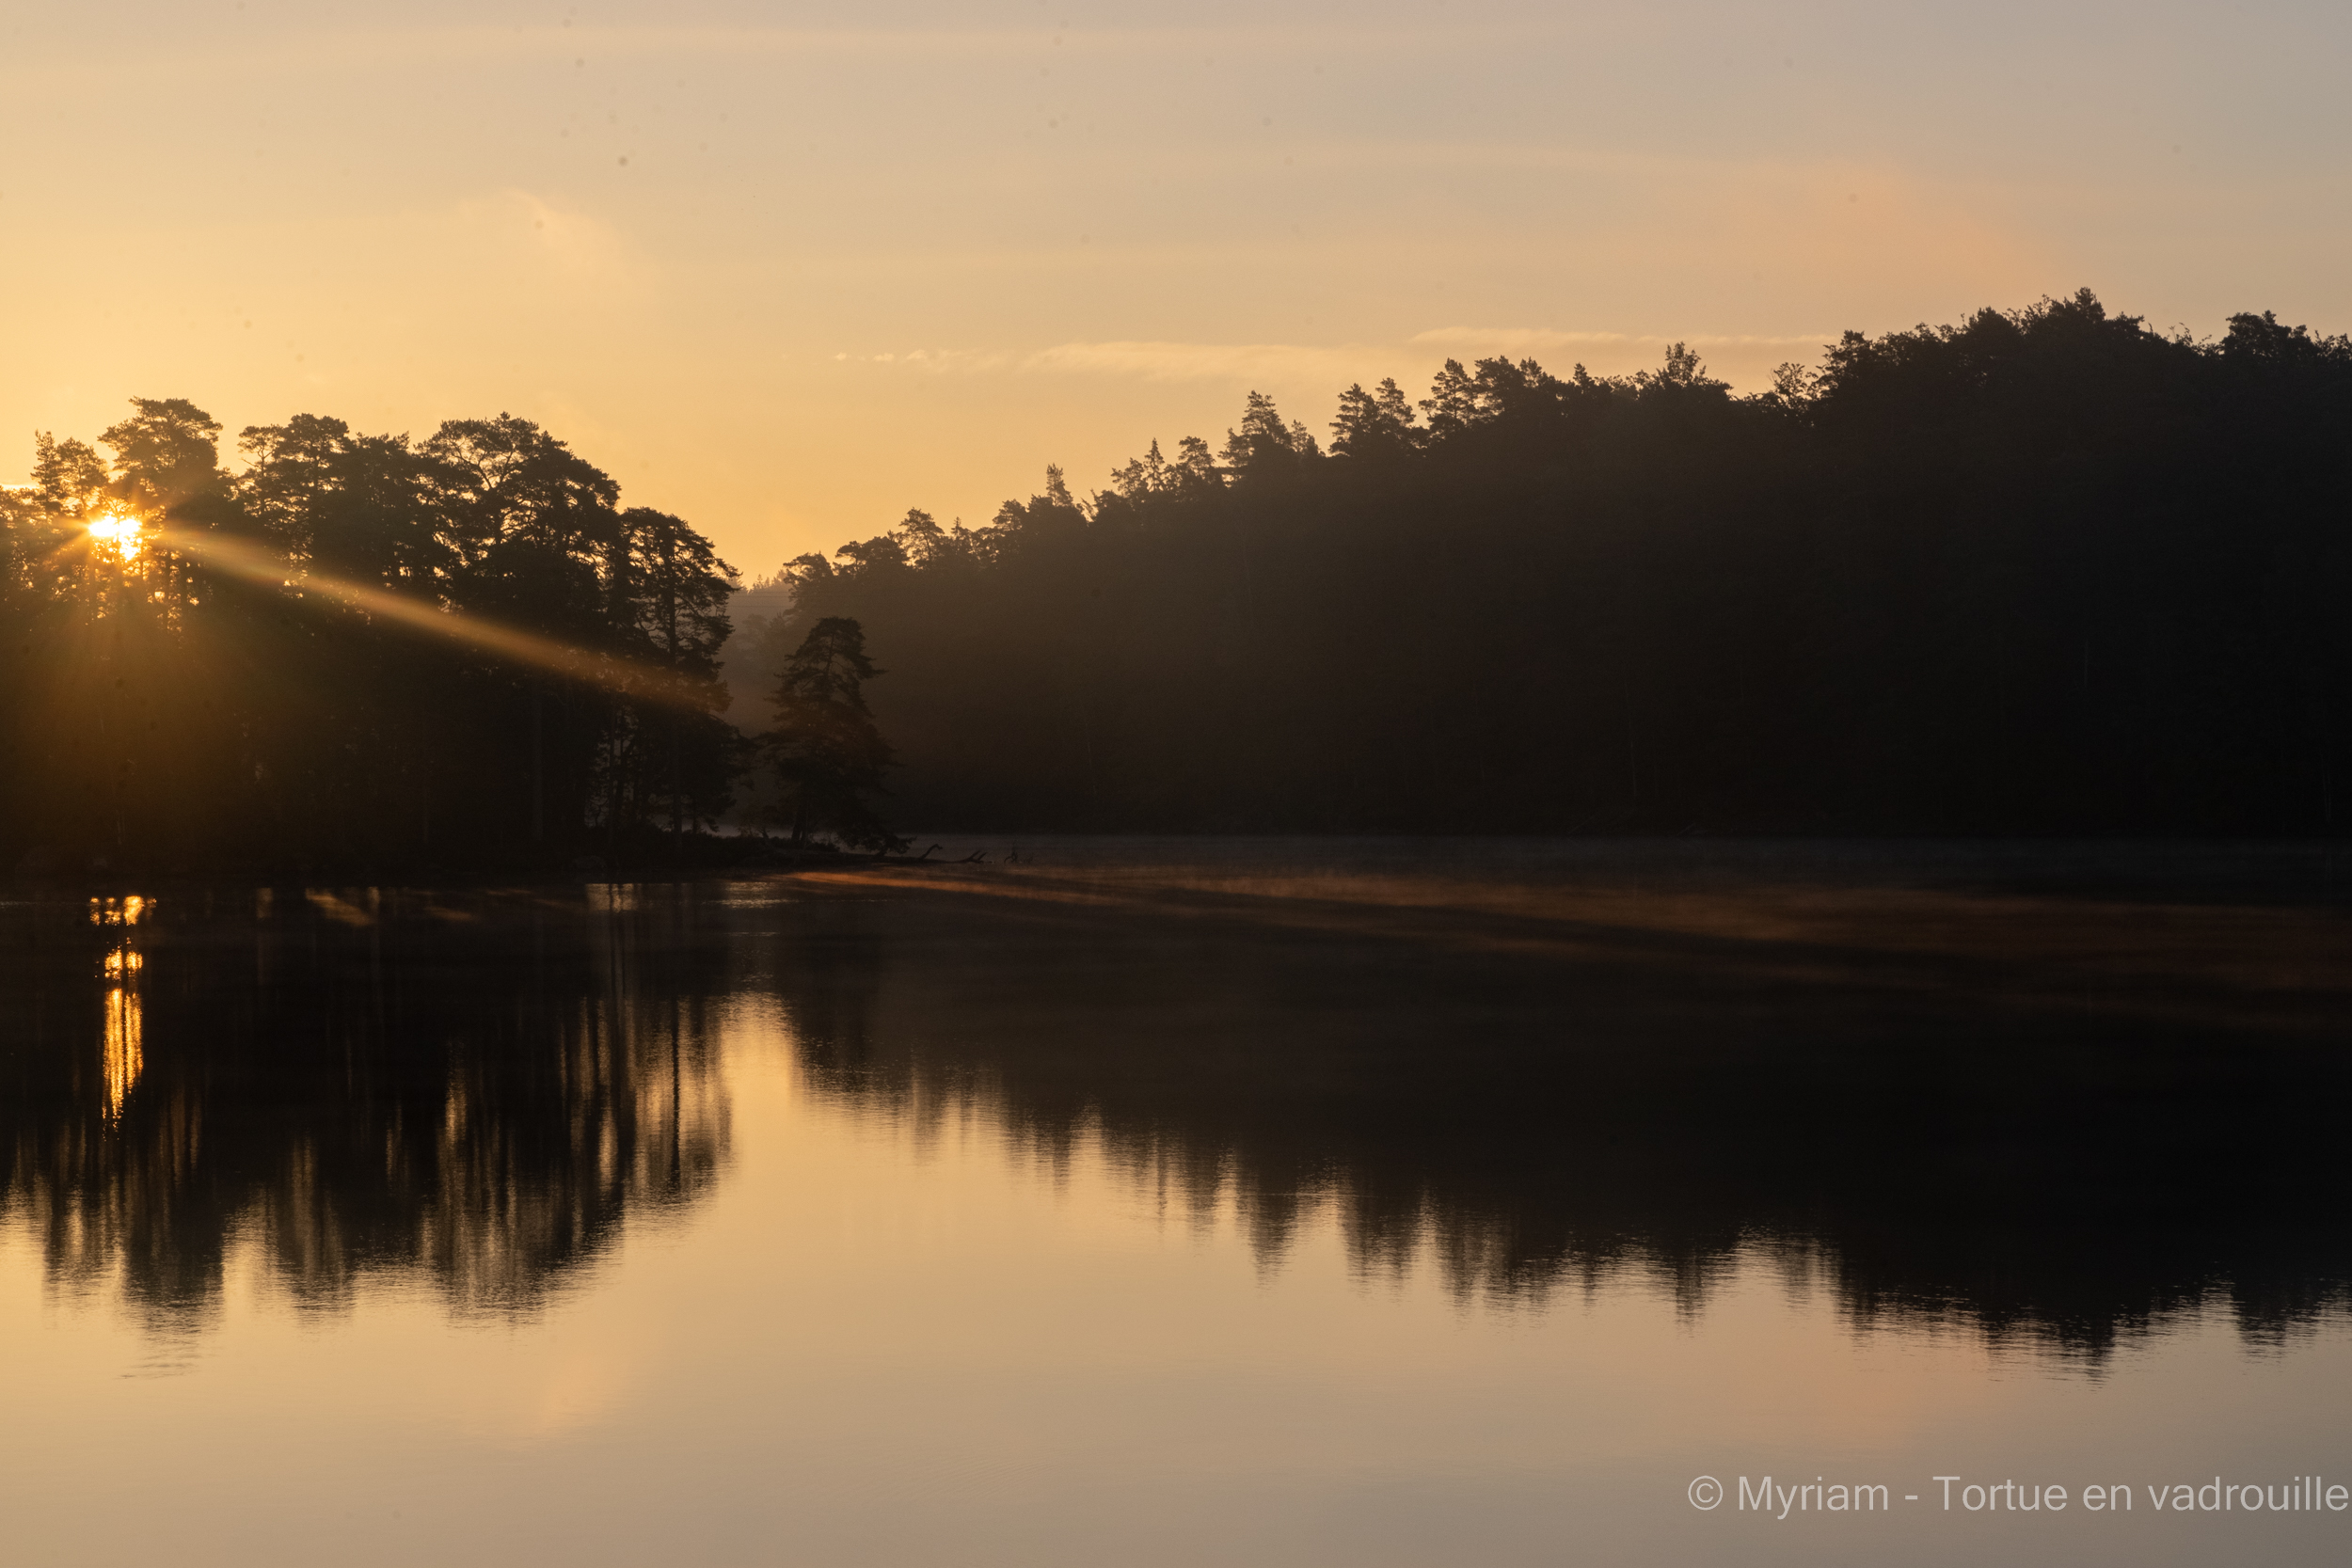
[157,528,717,710]
[102,982,143,1122]
[89,896,149,1121]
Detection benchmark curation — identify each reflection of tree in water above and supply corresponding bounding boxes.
[13,876,2347,1364]
[0,888,729,1326]
[755,886,2352,1366]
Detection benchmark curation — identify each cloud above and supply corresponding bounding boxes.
[828,339,1386,387]
[1406,327,1842,387]
[1411,327,1834,354]
[396,190,639,309]
[834,331,1840,394]
[830,348,1006,372]
[1017,340,1375,384]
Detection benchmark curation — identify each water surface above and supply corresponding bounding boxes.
[7,843,2352,1565]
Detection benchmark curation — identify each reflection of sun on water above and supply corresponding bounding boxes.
[91,896,151,1119]
[87,512,142,561]
[102,980,143,1122]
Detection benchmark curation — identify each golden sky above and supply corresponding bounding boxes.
[4,0,2347,578]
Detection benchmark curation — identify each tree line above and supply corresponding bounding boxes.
[9,287,2350,867]
[762,289,2352,835]
[0,403,747,871]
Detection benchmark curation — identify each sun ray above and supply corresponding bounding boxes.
[155,527,718,711]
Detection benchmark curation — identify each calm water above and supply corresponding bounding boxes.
[7,841,2352,1566]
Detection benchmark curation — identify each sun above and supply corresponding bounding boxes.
[87,512,143,560]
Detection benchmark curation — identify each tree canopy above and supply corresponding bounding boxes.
[765,291,2352,836]
[762,616,902,852]
[0,404,739,872]
[11,288,2350,864]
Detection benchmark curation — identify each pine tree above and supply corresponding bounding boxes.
[763,617,903,851]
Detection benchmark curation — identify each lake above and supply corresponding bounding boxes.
[6,840,2352,1566]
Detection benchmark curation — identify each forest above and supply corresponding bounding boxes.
[4,287,2349,872]
[763,289,2352,836]
[0,404,741,871]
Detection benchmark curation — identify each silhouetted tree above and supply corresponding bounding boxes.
[596,505,741,839]
[0,397,735,872]
[762,617,903,851]
[1329,378,1422,461]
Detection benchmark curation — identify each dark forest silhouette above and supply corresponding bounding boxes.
[7,288,2352,867]
[0,405,743,873]
[765,289,2352,835]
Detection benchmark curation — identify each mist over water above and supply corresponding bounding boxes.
[6,844,2352,1565]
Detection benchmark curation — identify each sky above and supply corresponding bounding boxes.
[3,0,2348,578]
